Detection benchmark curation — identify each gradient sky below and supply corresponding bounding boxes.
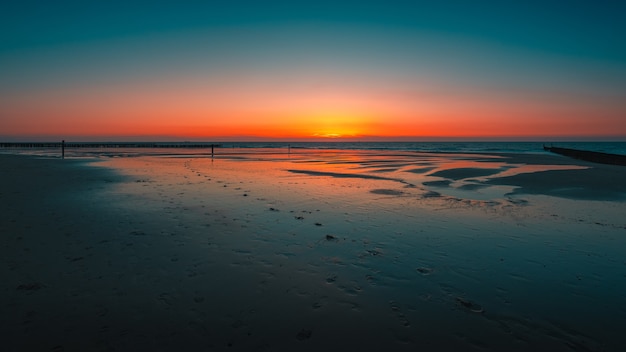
[1,0,625,141]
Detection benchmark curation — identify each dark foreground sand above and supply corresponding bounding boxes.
[1,152,625,351]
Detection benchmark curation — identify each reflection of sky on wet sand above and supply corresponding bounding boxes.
[190,149,591,202]
[94,148,624,207]
[91,150,626,350]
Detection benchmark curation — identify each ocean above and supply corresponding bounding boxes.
[2,141,626,158]
[219,141,626,154]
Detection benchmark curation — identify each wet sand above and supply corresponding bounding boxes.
[1,150,625,351]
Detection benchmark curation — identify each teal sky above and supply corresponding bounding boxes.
[1,1,625,140]
[2,1,625,59]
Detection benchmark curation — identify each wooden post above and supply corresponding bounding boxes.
[62,140,65,159]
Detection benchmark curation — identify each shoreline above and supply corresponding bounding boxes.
[2,152,625,351]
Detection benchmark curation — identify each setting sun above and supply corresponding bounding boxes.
[1,1,624,142]
[303,112,374,138]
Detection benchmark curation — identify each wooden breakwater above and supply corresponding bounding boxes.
[1,142,222,159]
[544,146,626,166]
[0,142,221,149]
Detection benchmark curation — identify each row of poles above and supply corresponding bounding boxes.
[59,141,291,159]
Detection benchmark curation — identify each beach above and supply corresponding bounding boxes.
[1,149,625,351]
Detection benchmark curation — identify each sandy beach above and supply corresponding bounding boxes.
[1,150,625,351]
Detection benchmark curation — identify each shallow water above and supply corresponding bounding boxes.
[89,150,626,350]
[3,140,626,159]
[3,149,625,351]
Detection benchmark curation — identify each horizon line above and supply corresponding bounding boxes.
[2,137,626,144]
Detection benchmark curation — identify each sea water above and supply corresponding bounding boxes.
[3,141,626,158]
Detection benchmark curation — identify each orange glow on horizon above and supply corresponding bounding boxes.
[1,76,624,141]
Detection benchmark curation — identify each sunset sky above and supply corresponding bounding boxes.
[1,1,625,141]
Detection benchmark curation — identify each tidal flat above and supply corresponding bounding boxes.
[1,149,625,351]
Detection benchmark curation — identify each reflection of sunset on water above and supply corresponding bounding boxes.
[3,145,625,350]
[98,149,596,206]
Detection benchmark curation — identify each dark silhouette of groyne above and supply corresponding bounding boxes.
[544,145,626,166]
[1,142,222,158]
[0,142,221,149]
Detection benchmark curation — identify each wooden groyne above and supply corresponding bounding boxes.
[0,142,221,149]
[1,142,222,158]
[544,146,626,166]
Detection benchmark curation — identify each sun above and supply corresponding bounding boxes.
[304,111,371,139]
[313,132,348,138]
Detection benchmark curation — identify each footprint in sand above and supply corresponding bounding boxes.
[365,249,383,257]
[416,267,434,275]
[17,282,44,291]
[370,189,404,196]
[296,329,312,341]
[422,191,441,198]
[389,300,411,327]
[456,297,484,313]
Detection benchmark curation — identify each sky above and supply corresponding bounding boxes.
[1,0,625,141]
